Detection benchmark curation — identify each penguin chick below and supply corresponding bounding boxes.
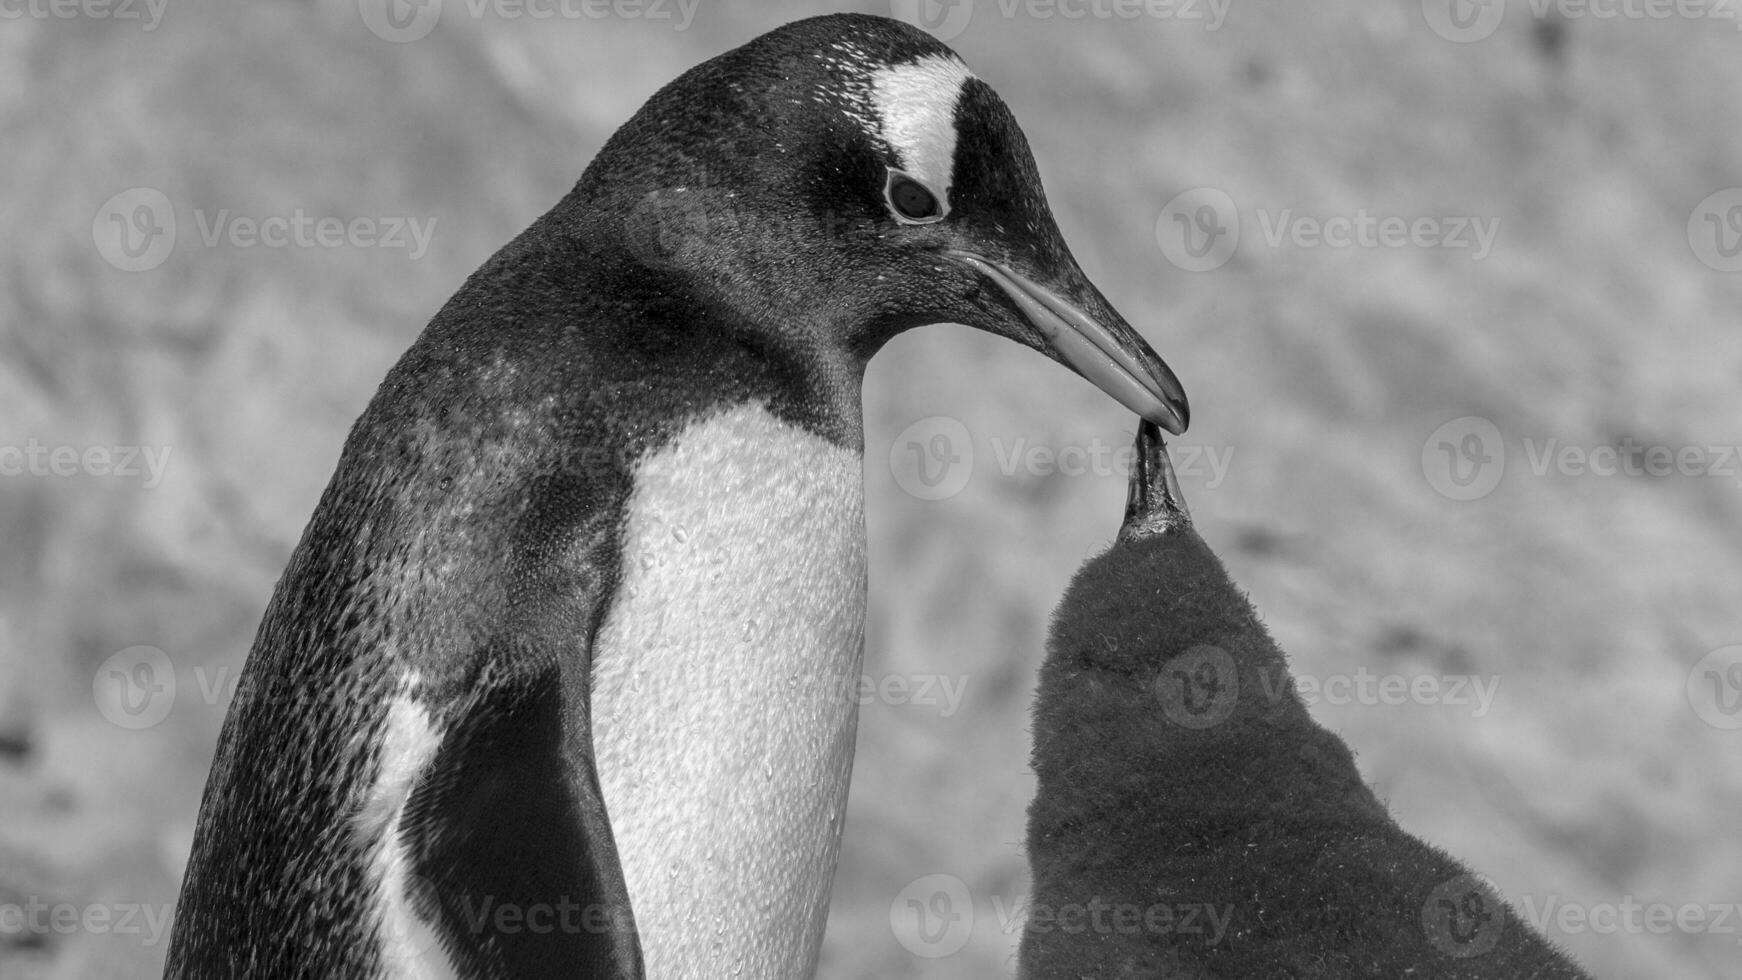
[1021,422,1594,980]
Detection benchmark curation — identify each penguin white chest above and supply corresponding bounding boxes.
[590,402,867,980]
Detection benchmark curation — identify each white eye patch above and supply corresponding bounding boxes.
[869,53,975,205]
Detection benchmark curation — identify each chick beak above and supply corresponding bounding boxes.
[1120,418,1192,541]
[945,250,1190,435]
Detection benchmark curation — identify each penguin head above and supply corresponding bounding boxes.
[582,13,1188,434]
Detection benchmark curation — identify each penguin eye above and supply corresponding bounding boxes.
[885,170,945,224]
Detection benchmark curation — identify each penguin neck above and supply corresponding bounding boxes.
[726,314,869,449]
[473,197,878,451]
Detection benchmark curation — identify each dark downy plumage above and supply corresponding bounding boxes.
[1023,422,1594,979]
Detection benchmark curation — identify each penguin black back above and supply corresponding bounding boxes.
[1021,423,1595,979]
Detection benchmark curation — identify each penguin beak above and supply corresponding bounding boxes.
[945,250,1190,435]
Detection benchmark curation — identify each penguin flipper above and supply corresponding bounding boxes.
[394,646,644,980]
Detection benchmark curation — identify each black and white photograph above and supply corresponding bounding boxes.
[1,1,1738,977]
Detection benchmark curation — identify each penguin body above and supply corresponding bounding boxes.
[1022,424,1593,979]
[167,13,1190,979]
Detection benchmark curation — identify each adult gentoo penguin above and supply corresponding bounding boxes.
[164,13,1188,980]
[1022,423,1592,979]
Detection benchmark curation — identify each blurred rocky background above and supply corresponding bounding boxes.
[2,0,1740,977]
